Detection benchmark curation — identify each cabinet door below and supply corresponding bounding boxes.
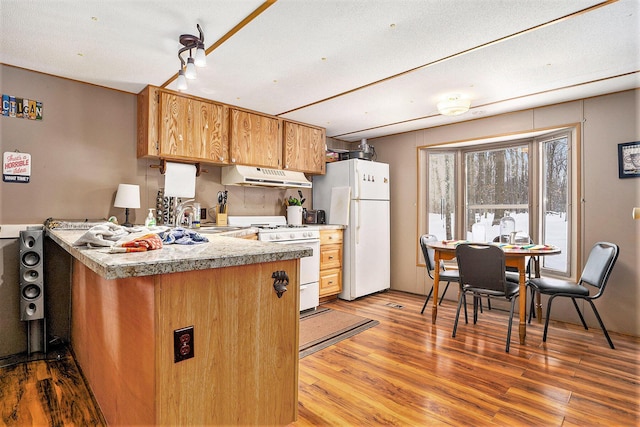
[196,101,228,163]
[229,109,281,168]
[159,92,191,159]
[283,122,326,174]
[137,85,160,158]
[159,93,229,163]
[156,260,299,425]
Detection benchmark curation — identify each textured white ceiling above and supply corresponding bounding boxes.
[1,0,638,142]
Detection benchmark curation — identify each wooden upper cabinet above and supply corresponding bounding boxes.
[138,86,324,173]
[283,121,326,175]
[229,109,281,168]
[137,85,228,164]
[137,85,160,158]
[159,92,228,163]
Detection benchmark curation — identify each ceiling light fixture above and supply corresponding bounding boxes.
[437,94,471,116]
[177,24,206,91]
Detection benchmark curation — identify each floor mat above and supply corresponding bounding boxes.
[299,307,379,358]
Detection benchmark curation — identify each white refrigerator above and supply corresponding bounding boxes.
[313,159,390,300]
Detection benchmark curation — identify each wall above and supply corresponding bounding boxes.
[372,89,639,337]
[0,65,310,358]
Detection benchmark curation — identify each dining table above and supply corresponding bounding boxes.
[426,240,561,346]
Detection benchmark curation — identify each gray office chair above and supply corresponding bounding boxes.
[452,243,520,352]
[419,234,460,314]
[528,242,619,349]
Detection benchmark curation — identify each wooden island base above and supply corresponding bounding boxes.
[71,258,299,426]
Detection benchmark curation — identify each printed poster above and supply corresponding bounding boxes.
[3,152,31,183]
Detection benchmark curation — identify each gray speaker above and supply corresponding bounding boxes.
[20,229,45,321]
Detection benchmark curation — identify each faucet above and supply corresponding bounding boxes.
[175,199,197,228]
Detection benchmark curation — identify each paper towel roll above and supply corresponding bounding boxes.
[164,162,196,198]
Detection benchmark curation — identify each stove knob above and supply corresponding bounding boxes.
[290,233,295,239]
[275,234,281,240]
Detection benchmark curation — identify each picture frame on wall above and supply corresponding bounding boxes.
[618,141,640,178]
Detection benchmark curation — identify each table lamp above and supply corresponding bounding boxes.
[114,184,140,227]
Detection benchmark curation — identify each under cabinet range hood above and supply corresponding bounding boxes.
[221,165,312,188]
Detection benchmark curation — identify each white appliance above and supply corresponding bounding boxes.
[227,216,320,312]
[221,165,312,188]
[312,159,390,300]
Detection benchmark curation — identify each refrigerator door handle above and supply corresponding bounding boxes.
[355,161,361,200]
[354,200,360,244]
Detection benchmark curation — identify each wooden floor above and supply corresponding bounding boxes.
[294,291,640,426]
[1,290,638,426]
[0,347,105,426]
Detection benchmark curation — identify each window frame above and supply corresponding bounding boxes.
[418,127,577,279]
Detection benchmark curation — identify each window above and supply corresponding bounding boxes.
[465,144,530,243]
[541,135,569,273]
[422,130,572,277]
[427,152,456,241]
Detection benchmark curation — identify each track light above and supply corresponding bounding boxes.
[185,57,197,79]
[194,43,206,67]
[176,69,188,91]
[177,24,206,90]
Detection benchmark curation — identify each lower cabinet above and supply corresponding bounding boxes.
[319,229,343,299]
[70,258,299,426]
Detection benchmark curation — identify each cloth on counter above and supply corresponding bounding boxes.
[114,232,164,251]
[74,223,169,248]
[160,227,209,245]
[73,222,131,247]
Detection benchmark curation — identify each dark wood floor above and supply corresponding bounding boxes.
[1,290,638,426]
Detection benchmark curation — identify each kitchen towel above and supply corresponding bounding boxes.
[164,162,196,198]
[330,186,351,225]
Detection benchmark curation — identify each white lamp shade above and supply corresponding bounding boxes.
[176,70,188,91]
[194,46,206,67]
[185,57,197,79]
[437,95,471,116]
[114,184,140,209]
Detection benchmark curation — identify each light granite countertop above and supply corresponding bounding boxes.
[47,228,311,280]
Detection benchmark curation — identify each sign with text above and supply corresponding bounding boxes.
[3,152,31,183]
[2,94,43,120]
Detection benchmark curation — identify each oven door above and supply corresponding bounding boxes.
[273,239,320,285]
[273,239,320,311]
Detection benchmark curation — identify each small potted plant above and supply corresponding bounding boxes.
[285,195,304,225]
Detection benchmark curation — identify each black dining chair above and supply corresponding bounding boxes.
[492,236,537,322]
[452,243,520,352]
[527,241,619,349]
[419,234,460,314]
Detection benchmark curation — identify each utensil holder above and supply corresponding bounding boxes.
[216,205,227,225]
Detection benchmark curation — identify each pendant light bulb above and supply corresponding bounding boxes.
[194,45,206,67]
[185,57,197,79]
[177,69,188,91]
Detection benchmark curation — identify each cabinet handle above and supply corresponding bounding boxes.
[328,256,334,260]
[272,270,289,298]
[219,156,224,162]
[179,134,183,141]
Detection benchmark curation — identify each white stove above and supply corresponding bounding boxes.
[227,216,319,242]
[227,216,320,312]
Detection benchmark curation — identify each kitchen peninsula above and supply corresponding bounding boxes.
[47,228,309,426]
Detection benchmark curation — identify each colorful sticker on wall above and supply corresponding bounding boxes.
[3,152,32,183]
[1,94,43,120]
